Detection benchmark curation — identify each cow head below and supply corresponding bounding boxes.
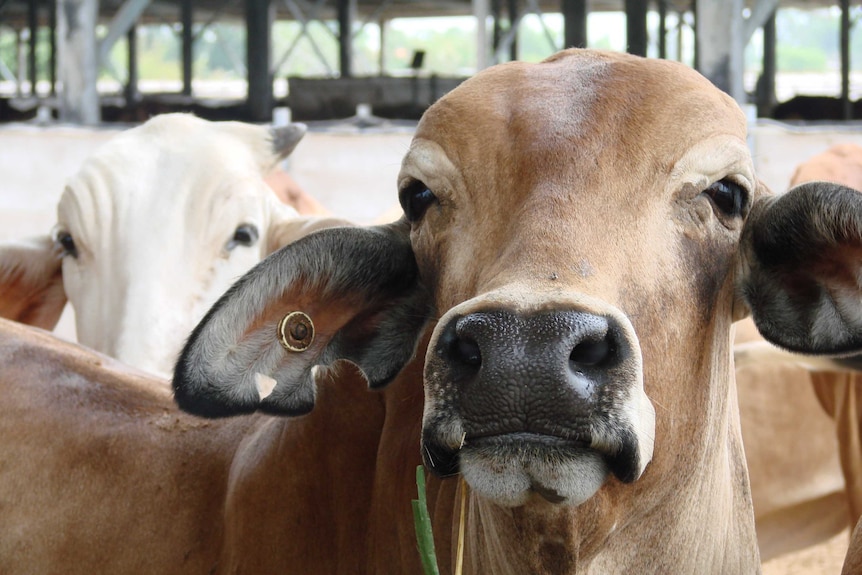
[173,50,862,511]
[0,113,345,377]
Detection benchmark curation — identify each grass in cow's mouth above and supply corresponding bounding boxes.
[412,465,440,575]
[412,465,468,575]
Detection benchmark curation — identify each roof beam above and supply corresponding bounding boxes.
[97,0,151,69]
[743,0,780,44]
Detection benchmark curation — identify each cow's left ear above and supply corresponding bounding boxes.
[736,181,862,355]
[173,220,431,418]
[0,236,67,330]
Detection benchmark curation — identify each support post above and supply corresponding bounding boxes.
[379,18,386,75]
[49,0,56,94]
[695,0,745,104]
[506,0,518,61]
[125,24,138,103]
[658,0,667,59]
[28,0,37,94]
[246,0,272,121]
[840,0,851,120]
[757,9,776,118]
[625,0,648,57]
[562,0,587,49]
[181,0,192,95]
[473,0,489,70]
[491,0,501,54]
[337,0,353,78]
[57,0,100,124]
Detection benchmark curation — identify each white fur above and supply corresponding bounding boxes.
[54,114,303,377]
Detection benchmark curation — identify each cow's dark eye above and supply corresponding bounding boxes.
[399,180,438,222]
[704,179,748,218]
[54,230,78,258]
[227,224,259,250]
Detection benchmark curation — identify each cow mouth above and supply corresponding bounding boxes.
[422,430,641,507]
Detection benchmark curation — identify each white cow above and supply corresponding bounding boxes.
[0,113,343,377]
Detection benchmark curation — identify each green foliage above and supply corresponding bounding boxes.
[777,44,828,72]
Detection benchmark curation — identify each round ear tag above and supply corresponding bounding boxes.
[277,311,315,352]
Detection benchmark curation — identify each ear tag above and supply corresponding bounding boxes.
[277,311,315,352]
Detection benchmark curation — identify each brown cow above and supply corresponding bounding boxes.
[168,49,862,573]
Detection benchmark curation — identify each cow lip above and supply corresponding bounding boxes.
[423,428,641,485]
[466,432,591,449]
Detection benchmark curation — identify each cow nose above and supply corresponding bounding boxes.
[448,316,614,372]
[437,309,624,427]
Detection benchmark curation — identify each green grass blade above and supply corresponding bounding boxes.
[412,465,440,575]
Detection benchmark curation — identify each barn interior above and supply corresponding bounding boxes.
[0,0,858,124]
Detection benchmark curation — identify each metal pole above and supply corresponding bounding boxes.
[840,0,851,120]
[562,0,587,49]
[379,17,386,75]
[337,0,353,78]
[49,0,56,94]
[57,0,100,124]
[758,9,776,118]
[658,0,667,59]
[625,0,648,57]
[507,0,518,61]
[492,0,501,54]
[28,0,37,95]
[125,24,138,102]
[181,0,193,96]
[474,0,489,70]
[246,0,272,121]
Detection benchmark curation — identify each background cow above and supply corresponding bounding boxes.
[0,113,343,377]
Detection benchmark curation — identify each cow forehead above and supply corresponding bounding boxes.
[412,50,746,189]
[59,116,274,239]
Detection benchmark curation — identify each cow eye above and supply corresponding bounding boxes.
[399,180,438,222]
[54,230,78,258]
[704,179,748,218]
[227,224,259,250]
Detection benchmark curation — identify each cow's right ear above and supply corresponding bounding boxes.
[0,236,67,330]
[173,219,431,418]
[736,181,862,355]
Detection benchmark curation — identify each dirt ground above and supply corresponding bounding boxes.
[763,530,850,575]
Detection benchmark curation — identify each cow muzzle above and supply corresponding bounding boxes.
[421,297,655,507]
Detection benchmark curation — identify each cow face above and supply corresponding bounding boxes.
[172,50,862,509]
[0,114,344,378]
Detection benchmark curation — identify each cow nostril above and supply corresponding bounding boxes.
[570,338,612,367]
[450,335,482,368]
